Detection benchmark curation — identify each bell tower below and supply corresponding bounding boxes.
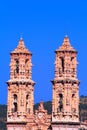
[7,38,35,130]
[51,36,80,130]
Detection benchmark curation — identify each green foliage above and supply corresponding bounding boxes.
[79,96,87,122]
[0,105,7,117]
[43,101,52,114]
[0,121,7,130]
[1,96,87,129]
[0,105,7,130]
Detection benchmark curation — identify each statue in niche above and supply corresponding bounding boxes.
[72,93,76,113]
[26,94,30,113]
[12,94,18,112]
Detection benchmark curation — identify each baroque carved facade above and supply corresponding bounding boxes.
[51,36,80,130]
[7,36,80,130]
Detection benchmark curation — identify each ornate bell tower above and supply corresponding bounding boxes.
[7,38,35,130]
[51,36,80,130]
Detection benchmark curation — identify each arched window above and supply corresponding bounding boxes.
[59,93,63,112]
[72,94,75,98]
[14,94,17,102]
[25,59,29,65]
[16,60,19,73]
[25,59,29,79]
[26,94,29,100]
[26,94,30,113]
[13,94,18,112]
[60,57,64,72]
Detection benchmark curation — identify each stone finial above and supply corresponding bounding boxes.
[39,101,44,110]
[63,35,70,46]
[17,38,25,49]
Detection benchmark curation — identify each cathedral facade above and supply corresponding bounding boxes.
[7,36,80,130]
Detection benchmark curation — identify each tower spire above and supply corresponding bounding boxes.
[56,36,76,52]
[11,38,31,54]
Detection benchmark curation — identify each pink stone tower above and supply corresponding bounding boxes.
[51,36,80,130]
[7,38,35,130]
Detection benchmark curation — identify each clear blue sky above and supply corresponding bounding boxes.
[0,0,87,104]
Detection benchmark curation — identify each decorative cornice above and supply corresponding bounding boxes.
[7,80,35,86]
[51,79,80,85]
